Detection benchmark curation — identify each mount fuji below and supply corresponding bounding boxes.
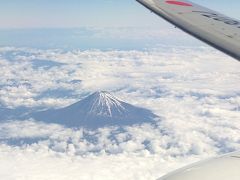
[32,91,158,128]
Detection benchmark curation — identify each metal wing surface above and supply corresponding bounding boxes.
[137,0,240,61]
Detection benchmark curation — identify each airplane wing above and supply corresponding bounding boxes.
[158,151,240,180]
[136,0,240,61]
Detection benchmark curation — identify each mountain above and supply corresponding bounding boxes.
[31,91,158,128]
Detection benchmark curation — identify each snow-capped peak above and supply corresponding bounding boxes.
[85,91,126,117]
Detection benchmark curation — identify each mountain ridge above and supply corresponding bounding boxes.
[31,91,158,128]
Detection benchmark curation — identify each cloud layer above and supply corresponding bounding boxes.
[0,46,239,179]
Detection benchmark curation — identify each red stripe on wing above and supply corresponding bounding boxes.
[166,1,193,6]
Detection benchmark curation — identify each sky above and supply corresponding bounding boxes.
[1,0,239,49]
[0,0,239,28]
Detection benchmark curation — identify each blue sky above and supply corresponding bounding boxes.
[0,0,239,28]
[0,0,239,49]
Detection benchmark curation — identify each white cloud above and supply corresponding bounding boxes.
[0,141,195,180]
[0,120,206,180]
[0,46,239,179]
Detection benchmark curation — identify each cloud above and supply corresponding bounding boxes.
[0,46,239,179]
[0,120,209,180]
[0,141,192,180]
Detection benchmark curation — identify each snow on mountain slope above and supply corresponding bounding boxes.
[75,91,128,117]
[32,91,158,128]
